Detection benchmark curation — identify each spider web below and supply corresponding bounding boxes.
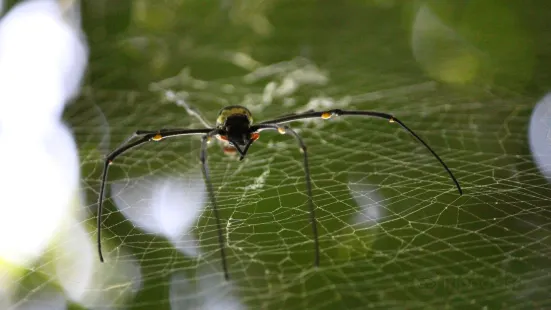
[60,55,551,309]
[8,1,551,309]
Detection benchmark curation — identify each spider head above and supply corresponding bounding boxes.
[223,114,252,146]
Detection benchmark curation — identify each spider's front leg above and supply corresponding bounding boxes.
[108,128,188,162]
[97,127,213,263]
[199,131,230,280]
[252,123,320,268]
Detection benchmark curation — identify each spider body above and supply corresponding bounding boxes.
[97,104,463,281]
[214,105,259,156]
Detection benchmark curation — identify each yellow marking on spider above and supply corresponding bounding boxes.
[389,117,395,123]
[277,127,286,134]
[216,106,253,126]
[321,112,332,119]
[152,134,163,141]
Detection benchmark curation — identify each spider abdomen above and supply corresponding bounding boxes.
[215,105,253,127]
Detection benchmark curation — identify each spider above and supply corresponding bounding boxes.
[97,105,463,280]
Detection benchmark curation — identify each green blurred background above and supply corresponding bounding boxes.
[16,0,551,309]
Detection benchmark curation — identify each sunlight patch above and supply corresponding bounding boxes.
[0,0,86,268]
[10,286,67,310]
[411,4,481,85]
[529,93,551,181]
[111,174,206,258]
[170,271,243,310]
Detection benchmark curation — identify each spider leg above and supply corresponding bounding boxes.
[97,128,213,263]
[260,109,462,195]
[252,124,320,268]
[200,133,230,280]
[114,129,206,152]
[115,130,156,150]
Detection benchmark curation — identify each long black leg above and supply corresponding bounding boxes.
[252,124,320,268]
[97,128,214,263]
[260,109,462,195]
[200,134,230,280]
